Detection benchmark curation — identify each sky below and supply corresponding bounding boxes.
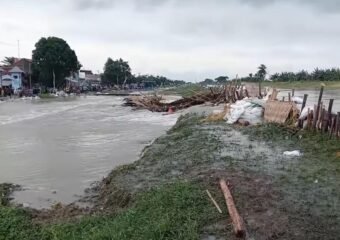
[1,0,340,82]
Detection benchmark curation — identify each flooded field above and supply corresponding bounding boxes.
[278,89,340,112]
[0,96,178,209]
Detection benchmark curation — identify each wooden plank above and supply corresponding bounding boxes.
[219,179,246,238]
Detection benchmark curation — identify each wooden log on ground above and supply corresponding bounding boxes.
[219,179,246,238]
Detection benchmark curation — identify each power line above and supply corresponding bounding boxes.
[0,40,16,46]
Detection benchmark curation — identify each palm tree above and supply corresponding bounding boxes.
[1,57,16,66]
[257,64,267,80]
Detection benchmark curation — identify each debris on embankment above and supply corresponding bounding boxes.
[123,82,259,112]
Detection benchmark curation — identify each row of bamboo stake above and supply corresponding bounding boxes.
[282,86,339,139]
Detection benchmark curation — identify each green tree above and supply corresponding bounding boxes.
[32,37,81,88]
[257,64,267,80]
[1,57,15,66]
[200,78,215,85]
[102,58,132,86]
[215,76,229,84]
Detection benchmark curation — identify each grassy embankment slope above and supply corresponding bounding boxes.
[1,114,340,239]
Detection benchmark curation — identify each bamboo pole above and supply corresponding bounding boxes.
[299,94,308,128]
[335,113,340,139]
[301,94,308,112]
[313,104,317,129]
[288,92,291,102]
[313,86,324,130]
[329,116,336,139]
[327,99,334,132]
[219,179,246,238]
[244,89,249,98]
[306,108,311,130]
[206,190,222,214]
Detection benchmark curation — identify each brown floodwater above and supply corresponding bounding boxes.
[0,96,178,209]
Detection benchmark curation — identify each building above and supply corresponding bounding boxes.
[78,69,101,89]
[0,58,32,90]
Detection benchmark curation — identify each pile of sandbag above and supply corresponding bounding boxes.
[224,98,264,125]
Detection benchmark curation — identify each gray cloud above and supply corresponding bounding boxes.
[73,0,340,13]
[1,0,340,81]
[74,0,115,10]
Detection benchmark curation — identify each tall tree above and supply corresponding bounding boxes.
[102,58,132,86]
[200,78,215,85]
[215,76,229,84]
[257,64,267,80]
[1,57,16,66]
[32,37,81,88]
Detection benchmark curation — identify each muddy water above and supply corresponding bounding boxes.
[0,96,178,209]
[278,89,340,112]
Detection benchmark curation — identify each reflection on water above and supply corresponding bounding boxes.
[0,96,178,209]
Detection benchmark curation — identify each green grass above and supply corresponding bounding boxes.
[0,182,220,240]
[262,80,340,90]
[159,84,207,97]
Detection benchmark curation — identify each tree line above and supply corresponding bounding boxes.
[101,58,185,87]
[201,64,267,85]
[1,37,184,89]
[238,65,340,82]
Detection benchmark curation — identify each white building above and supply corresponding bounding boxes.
[0,66,24,90]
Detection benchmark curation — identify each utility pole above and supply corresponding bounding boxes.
[17,40,20,58]
[53,69,56,92]
[29,62,32,89]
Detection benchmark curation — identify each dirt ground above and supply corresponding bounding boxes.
[80,114,338,240]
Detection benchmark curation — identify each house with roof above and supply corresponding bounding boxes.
[0,66,25,90]
[0,58,32,90]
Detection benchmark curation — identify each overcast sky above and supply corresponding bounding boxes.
[1,0,340,81]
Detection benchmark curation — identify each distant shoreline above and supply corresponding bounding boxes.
[262,80,340,90]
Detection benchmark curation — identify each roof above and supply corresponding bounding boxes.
[9,66,24,73]
[1,75,14,81]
